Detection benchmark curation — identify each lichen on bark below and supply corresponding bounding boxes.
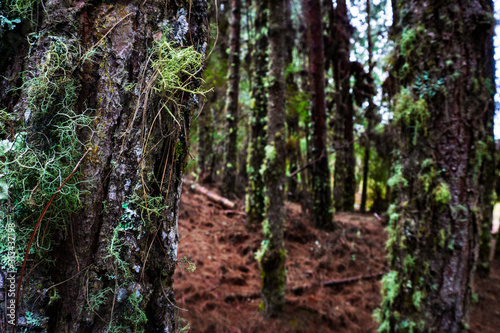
[375,1,496,331]
[0,1,208,331]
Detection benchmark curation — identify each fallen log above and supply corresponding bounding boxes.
[187,182,236,209]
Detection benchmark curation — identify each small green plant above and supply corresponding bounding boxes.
[178,256,196,273]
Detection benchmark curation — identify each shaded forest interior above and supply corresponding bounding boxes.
[181,0,500,331]
[1,0,500,332]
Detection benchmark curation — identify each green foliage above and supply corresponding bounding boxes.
[387,163,407,188]
[414,71,445,99]
[178,255,196,273]
[400,27,418,58]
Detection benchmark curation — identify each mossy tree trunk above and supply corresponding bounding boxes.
[284,0,300,202]
[198,0,230,184]
[331,0,355,212]
[360,0,374,214]
[303,0,333,229]
[477,27,496,276]
[257,0,287,317]
[0,1,207,332]
[376,0,495,331]
[198,94,215,183]
[222,0,242,197]
[246,0,268,227]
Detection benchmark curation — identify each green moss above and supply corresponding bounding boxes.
[394,88,429,144]
[433,182,451,207]
[175,140,184,156]
[403,254,415,273]
[412,290,423,310]
[387,163,407,188]
[380,270,399,307]
[255,239,269,263]
[400,25,426,58]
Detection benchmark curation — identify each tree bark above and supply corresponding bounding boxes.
[360,0,374,213]
[246,0,268,227]
[331,0,355,212]
[284,0,300,202]
[257,0,287,317]
[0,1,207,332]
[222,0,242,197]
[376,0,495,331]
[303,0,334,229]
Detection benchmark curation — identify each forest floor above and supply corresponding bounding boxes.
[173,180,500,332]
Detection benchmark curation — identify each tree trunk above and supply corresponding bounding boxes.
[331,0,355,212]
[375,1,495,331]
[284,0,300,202]
[222,0,242,197]
[477,15,497,276]
[199,94,216,183]
[257,0,287,317]
[360,0,374,213]
[246,0,268,227]
[0,1,207,332]
[303,0,333,229]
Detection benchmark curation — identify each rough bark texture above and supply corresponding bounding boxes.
[360,0,374,213]
[0,1,207,332]
[376,0,495,331]
[257,0,287,317]
[198,0,230,184]
[222,0,242,197]
[477,14,496,276]
[284,0,300,202]
[331,0,355,212]
[246,0,268,227]
[303,0,333,229]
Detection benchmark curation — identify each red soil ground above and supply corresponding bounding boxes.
[173,181,500,332]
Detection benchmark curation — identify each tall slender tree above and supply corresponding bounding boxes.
[360,0,375,213]
[285,0,301,202]
[199,0,231,183]
[331,0,356,212]
[246,0,269,226]
[303,0,333,229]
[222,0,242,197]
[257,0,287,316]
[376,0,496,330]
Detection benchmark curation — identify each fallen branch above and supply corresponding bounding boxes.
[323,271,386,287]
[187,182,235,209]
[223,210,246,216]
[222,271,387,302]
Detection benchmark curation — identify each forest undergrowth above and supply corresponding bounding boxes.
[173,178,500,332]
